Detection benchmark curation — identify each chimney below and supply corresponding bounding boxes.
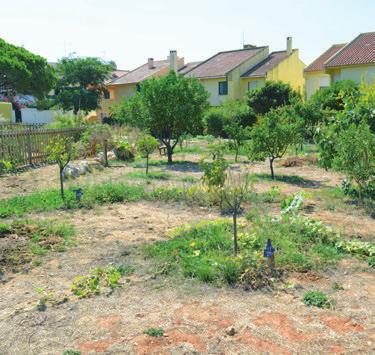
[287,37,292,55]
[169,50,178,72]
[148,58,154,69]
[243,44,257,49]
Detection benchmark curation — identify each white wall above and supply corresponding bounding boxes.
[12,108,56,124]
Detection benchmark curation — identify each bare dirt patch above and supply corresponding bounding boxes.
[1,146,375,354]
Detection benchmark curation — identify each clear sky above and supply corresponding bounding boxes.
[1,0,374,70]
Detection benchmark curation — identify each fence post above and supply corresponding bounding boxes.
[103,139,108,167]
[26,129,33,165]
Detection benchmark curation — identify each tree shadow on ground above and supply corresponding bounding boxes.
[254,173,322,189]
[165,161,202,173]
[132,160,202,173]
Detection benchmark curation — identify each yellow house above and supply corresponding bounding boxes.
[185,37,306,105]
[304,44,346,98]
[305,32,375,98]
[98,51,186,119]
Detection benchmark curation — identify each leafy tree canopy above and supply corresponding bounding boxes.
[249,105,303,179]
[333,123,374,200]
[55,57,116,114]
[0,38,55,99]
[111,71,209,163]
[247,80,301,115]
[204,100,256,139]
[309,80,359,112]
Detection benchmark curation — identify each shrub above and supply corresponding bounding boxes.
[309,80,359,112]
[204,108,227,137]
[247,80,301,115]
[63,350,81,355]
[143,327,164,337]
[79,123,112,157]
[113,139,135,161]
[46,112,83,129]
[332,123,374,201]
[303,291,331,308]
[0,159,14,174]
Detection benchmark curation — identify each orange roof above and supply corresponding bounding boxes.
[304,44,346,72]
[185,47,267,79]
[325,32,375,68]
[111,60,170,85]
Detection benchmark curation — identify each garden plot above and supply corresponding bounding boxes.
[0,202,373,354]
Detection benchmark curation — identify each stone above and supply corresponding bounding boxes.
[63,164,80,179]
[226,326,236,336]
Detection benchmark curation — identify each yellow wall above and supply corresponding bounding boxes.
[241,50,306,98]
[266,50,305,94]
[305,64,375,99]
[98,83,137,118]
[328,64,375,84]
[201,47,269,106]
[304,71,331,99]
[240,78,266,95]
[0,102,12,121]
[198,77,229,106]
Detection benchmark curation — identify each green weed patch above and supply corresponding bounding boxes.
[144,215,360,289]
[0,220,75,272]
[71,264,133,298]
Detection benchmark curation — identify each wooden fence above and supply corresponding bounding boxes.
[0,125,83,166]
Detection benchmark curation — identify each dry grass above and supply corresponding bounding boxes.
[0,142,374,354]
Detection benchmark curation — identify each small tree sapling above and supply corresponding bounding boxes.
[46,136,75,199]
[137,134,159,174]
[220,170,252,256]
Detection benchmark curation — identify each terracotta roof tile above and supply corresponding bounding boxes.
[178,61,202,75]
[241,51,289,78]
[304,44,346,72]
[111,60,170,85]
[325,32,375,68]
[105,69,129,84]
[185,47,267,79]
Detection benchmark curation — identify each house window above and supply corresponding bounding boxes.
[248,81,258,90]
[136,83,141,92]
[319,76,330,89]
[218,81,228,95]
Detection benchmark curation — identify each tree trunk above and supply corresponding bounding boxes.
[235,148,239,163]
[14,105,22,123]
[269,157,275,180]
[103,139,108,167]
[146,154,149,174]
[59,167,65,199]
[166,145,173,164]
[233,207,238,256]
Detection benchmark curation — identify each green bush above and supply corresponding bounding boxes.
[63,350,81,355]
[204,108,228,137]
[303,291,331,308]
[143,327,164,337]
[247,80,301,115]
[0,159,14,174]
[46,112,83,129]
[114,140,135,161]
[309,80,359,112]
